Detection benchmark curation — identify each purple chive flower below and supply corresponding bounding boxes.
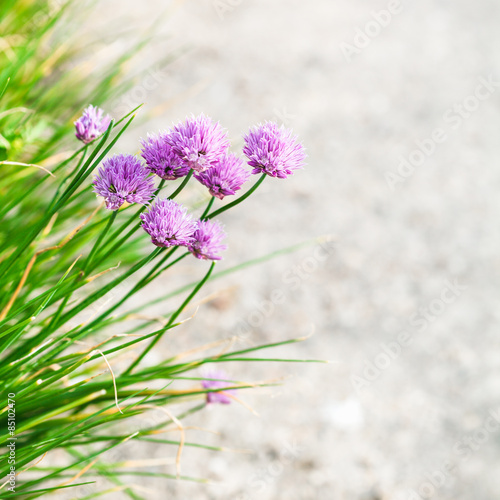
[93,154,155,210]
[201,369,236,405]
[243,122,306,179]
[140,132,191,180]
[189,219,227,261]
[194,153,250,200]
[140,198,196,248]
[74,105,111,144]
[167,114,230,173]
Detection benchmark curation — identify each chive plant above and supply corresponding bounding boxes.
[0,2,322,497]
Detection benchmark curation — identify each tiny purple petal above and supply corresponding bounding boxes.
[166,113,230,173]
[243,122,306,179]
[75,105,111,144]
[140,198,196,248]
[188,219,227,261]
[140,132,191,180]
[194,153,250,200]
[93,154,155,211]
[201,368,236,405]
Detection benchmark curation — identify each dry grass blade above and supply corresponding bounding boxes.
[172,336,234,362]
[119,458,175,467]
[221,392,260,416]
[94,349,123,414]
[141,405,185,479]
[57,458,98,487]
[72,340,123,414]
[0,160,55,177]
[0,107,31,119]
[85,262,121,283]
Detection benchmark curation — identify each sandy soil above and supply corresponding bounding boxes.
[69,0,500,498]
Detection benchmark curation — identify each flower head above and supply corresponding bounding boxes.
[189,219,227,260]
[167,114,230,172]
[140,132,191,180]
[93,154,155,210]
[243,122,306,179]
[140,198,196,248]
[201,369,236,405]
[75,105,111,144]
[194,153,250,199]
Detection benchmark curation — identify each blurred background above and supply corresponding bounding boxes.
[76,0,500,498]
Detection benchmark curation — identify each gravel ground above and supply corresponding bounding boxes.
[73,0,500,498]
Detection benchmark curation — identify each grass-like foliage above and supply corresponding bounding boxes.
[0,2,321,498]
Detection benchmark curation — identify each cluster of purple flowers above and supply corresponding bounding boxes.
[76,107,306,403]
[79,107,306,262]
